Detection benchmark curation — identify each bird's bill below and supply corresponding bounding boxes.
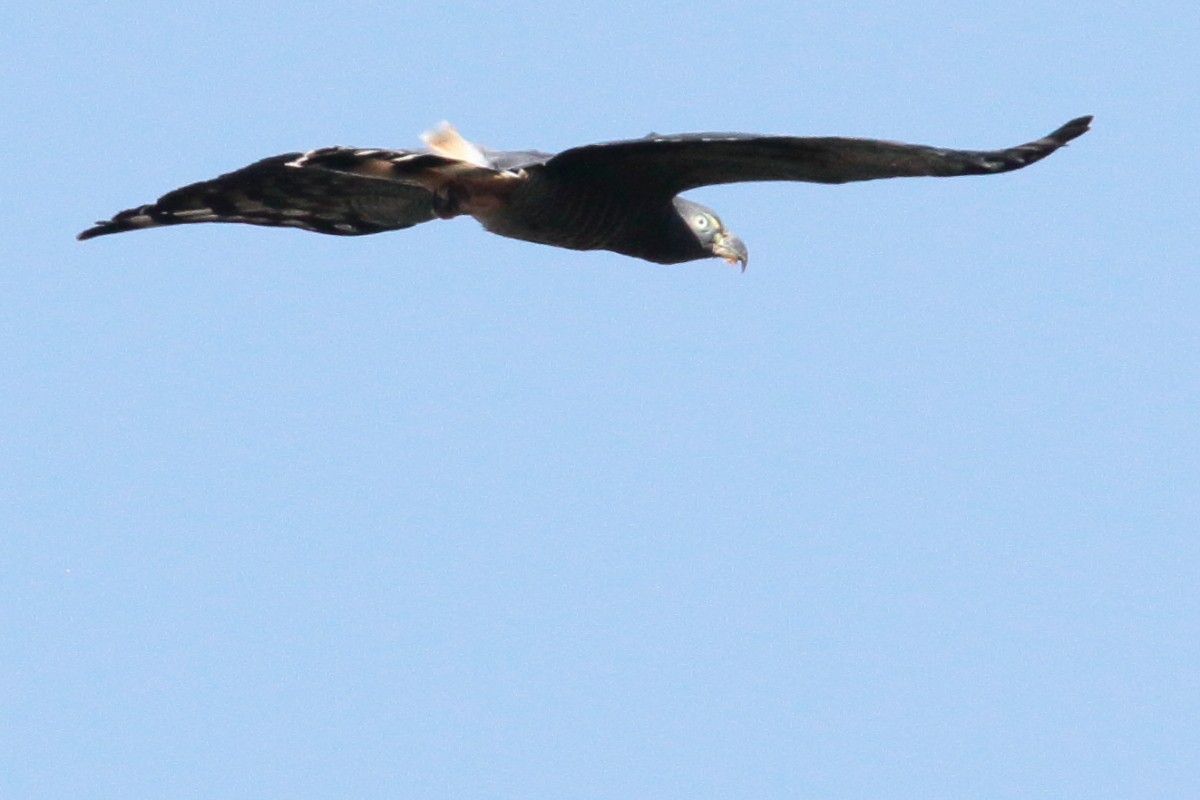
[714,233,748,271]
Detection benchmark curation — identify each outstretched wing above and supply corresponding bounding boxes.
[78,148,443,240]
[540,116,1092,196]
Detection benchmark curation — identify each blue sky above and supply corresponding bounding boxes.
[3,2,1197,798]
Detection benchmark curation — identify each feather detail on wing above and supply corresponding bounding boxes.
[293,146,526,218]
[77,151,440,240]
[541,116,1093,195]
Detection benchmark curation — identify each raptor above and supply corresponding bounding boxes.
[79,116,1092,269]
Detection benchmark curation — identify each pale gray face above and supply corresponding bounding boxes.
[673,198,748,270]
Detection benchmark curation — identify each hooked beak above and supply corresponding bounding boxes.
[713,232,748,272]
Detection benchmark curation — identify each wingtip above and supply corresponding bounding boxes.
[76,219,135,241]
[75,205,164,241]
[1052,115,1093,144]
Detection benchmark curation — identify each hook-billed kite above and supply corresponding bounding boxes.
[79,116,1091,269]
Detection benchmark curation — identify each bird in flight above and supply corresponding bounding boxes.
[78,115,1091,269]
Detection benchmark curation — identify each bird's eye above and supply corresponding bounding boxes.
[693,214,710,229]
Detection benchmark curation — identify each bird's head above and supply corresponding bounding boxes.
[674,198,748,271]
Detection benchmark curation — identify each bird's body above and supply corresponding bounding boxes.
[78,116,1092,267]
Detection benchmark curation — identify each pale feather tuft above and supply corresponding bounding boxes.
[420,121,491,168]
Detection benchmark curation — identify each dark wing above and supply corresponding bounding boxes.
[540,116,1092,196]
[78,148,443,240]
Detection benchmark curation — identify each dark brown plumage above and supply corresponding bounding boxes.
[79,115,1091,268]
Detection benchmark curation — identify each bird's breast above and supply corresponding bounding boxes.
[475,175,644,253]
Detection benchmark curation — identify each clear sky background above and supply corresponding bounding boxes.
[3,2,1196,798]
